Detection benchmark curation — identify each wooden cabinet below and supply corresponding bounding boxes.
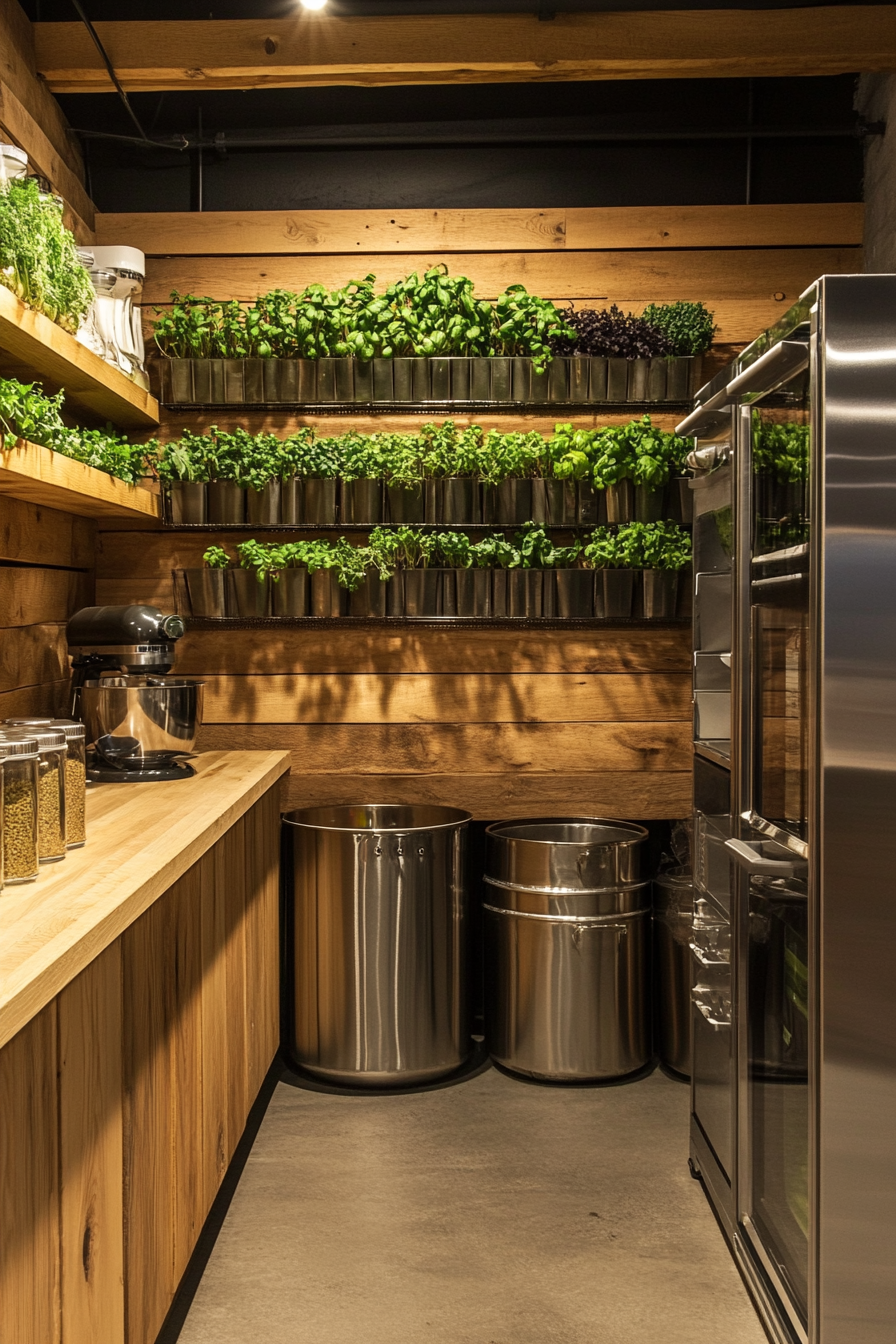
[0,768,284,1344]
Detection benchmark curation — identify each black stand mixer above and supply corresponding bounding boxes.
[67,605,204,782]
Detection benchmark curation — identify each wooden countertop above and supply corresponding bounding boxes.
[0,750,290,1050]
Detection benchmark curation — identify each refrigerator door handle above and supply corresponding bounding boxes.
[724,838,808,877]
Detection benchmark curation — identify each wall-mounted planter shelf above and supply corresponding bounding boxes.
[160,353,702,410]
[0,440,161,520]
[185,616,690,630]
[0,285,160,430]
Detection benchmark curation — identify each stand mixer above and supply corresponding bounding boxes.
[67,605,204,782]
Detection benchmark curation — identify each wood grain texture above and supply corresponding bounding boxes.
[0,751,290,1051]
[199,671,690,725]
[243,788,280,1100]
[0,680,71,718]
[0,493,95,567]
[96,202,864,256]
[198,720,691,774]
[0,441,160,520]
[0,622,68,694]
[198,847,229,1214]
[176,625,691,675]
[0,566,91,627]
[0,79,93,237]
[142,246,861,308]
[168,863,205,1284]
[0,1004,60,1344]
[122,896,175,1344]
[282,769,692,819]
[221,819,249,1161]
[57,945,125,1344]
[34,9,896,91]
[0,285,158,430]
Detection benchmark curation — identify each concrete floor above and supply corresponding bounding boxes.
[177,1066,767,1344]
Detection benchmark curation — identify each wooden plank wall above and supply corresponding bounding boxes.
[0,784,281,1344]
[0,495,94,719]
[95,202,862,819]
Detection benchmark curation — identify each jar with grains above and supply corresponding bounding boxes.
[0,734,39,884]
[6,717,87,849]
[2,727,66,863]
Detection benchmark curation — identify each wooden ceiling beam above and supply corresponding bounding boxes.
[34,8,896,94]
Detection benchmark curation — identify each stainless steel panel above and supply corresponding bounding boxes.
[284,804,471,1087]
[692,948,734,1177]
[695,690,732,743]
[485,818,648,896]
[695,572,732,651]
[80,676,203,757]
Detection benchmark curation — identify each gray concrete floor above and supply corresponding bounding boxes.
[177,1066,767,1344]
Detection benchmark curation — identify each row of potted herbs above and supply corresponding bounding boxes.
[183,522,691,621]
[162,418,692,528]
[153,276,713,407]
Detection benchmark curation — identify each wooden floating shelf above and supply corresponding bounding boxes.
[160,400,691,414]
[0,440,162,521]
[0,285,160,429]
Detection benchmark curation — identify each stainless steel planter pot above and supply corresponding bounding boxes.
[191,358,224,403]
[606,358,629,401]
[641,569,679,619]
[243,358,265,403]
[532,478,575,526]
[387,574,404,616]
[226,568,268,617]
[303,478,338,525]
[601,568,635,618]
[386,483,425,523]
[440,477,479,524]
[298,359,318,402]
[223,358,244,403]
[484,818,650,1081]
[168,482,207,525]
[456,568,491,617]
[207,481,245,525]
[634,484,665,523]
[548,358,568,402]
[283,803,472,1086]
[511,357,531,402]
[489,478,532,526]
[391,357,414,402]
[334,358,354,403]
[471,358,491,401]
[666,355,702,400]
[247,480,281,525]
[403,569,441,617]
[628,358,649,401]
[490,357,512,403]
[374,358,395,401]
[278,359,299,403]
[450,357,471,401]
[341,478,383,525]
[349,572,388,617]
[605,479,634,523]
[430,357,450,400]
[589,357,609,400]
[168,359,193,403]
[184,568,225,617]
[352,359,373,402]
[310,569,343,617]
[280,476,303,525]
[576,481,603,527]
[272,567,308,617]
[508,569,543,617]
[439,569,458,617]
[317,357,337,402]
[411,357,430,401]
[568,357,591,403]
[491,569,508,617]
[530,365,549,403]
[555,568,594,618]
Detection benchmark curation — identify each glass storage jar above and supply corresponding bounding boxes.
[7,717,87,849]
[0,733,39,884]
[3,727,66,863]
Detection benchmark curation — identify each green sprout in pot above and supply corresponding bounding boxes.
[332,538,370,592]
[203,545,231,570]
[639,301,716,358]
[340,431,389,483]
[381,432,425,489]
[583,527,623,570]
[548,423,598,481]
[590,416,688,490]
[435,532,473,569]
[153,292,226,360]
[236,539,280,583]
[472,534,521,570]
[492,285,574,372]
[548,540,584,569]
[155,429,214,484]
[513,522,554,569]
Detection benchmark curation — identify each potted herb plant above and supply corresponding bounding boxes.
[345,541,390,617]
[301,539,344,616]
[547,538,591,618]
[640,301,716,400]
[279,427,314,524]
[546,423,600,525]
[383,432,425,523]
[421,421,483,524]
[552,305,671,402]
[340,432,386,524]
[481,429,542,525]
[584,525,637,619]
[432,530,472,617]
[626,521,692,618]
[510,523,553,616]
[183,544,229,617]
[591,423,636,523]
[226,540,271,617]
[474,533,520,618]
[627,416,690,521]
[155,431,211,524]
[268,541,309,616]
[301,435,342,525]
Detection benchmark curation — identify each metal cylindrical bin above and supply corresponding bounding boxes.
[653,867,694,1079]
[484,818,650,1081]
[284,804,472,1087]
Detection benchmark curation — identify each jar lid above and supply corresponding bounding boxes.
[6,717,86,741]
[0,731,39,758]
[0,726,65,750]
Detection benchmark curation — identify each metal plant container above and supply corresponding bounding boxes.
[341,479,383,525]
[430,357,450,401]
[641,569,679,619]
[530,365,549,403]
[441,477,479,524]
[243,358,265,403]
[547,358,568,402]
[386,483,425,523]
[532,478,575,526]
[555,568,594,618]
[334,358,354,403]
[353,359,373,402]
[349,572,388,617]
[589,357,609,401]
[628,359,649,402]
[279,359,299,403]
[404,569,441,617]
[435,568,457,616]
[247,480,281,526]
[272,568,308,616]
[387,574,404,616]
[392,357,414,402]
[168,482,207,525]
[489,478,532,526]
[605,479,635,523]
[576,481,602,527]
[207,481,245,525]
[602,568,635,618]
[372,358,394,403]
[450,358,471,401]
[226,568,268,617]
[168,358,193,403]
[635,484,665,523]
[471,358,491,401]
[297,359,318,402]
[411,357,430,401]
[317,357,337,403]
[490,357,512,403]
[190,359,216,404]
[456,568,491,617]
[223,358,244,403]
[511,357,531,402]
[484,818,650,1081]
[283,803,472,1086]
[606,358,629,401]
[568,357,591,403]
[184,568,225,617]
[280,476,303,525]
[675,476,694,527]
[647,357,668,402]
[304,478,338,525]
[310,569,343,617]
[508,569,543,617]
[666,355,702,401]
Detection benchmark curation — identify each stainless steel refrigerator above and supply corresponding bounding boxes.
[678,274,896,1344]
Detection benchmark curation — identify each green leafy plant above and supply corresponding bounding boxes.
[752,415,809,483]
[202,545,231,569]
[434,531,473,568]
[546,423,598,481]
[640,302,716,357]
[591,416,689,489]
[584,522,691,570]
[0,177,95,334]
[472,534,520,569]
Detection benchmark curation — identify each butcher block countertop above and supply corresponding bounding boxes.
[0,750,290,1050]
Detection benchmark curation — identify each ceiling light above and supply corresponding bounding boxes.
[299,0,328,9]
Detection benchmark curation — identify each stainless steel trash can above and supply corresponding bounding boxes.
[284,804,472,1087]
[653,867,694,1079]
[484,818,650,1081]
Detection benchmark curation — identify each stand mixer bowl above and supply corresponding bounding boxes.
[80,676,204,770]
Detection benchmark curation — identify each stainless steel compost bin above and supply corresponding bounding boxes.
[284,804,471,1087]
[653,867,694,1079]
[484,818,650,1081]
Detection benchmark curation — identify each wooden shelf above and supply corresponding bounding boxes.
[0,440,162,520]
[0,284,160,429]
